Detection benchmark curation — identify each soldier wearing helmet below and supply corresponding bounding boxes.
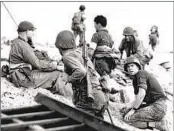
[119,27,144,59]
[121,56,168,131]
[149,25,159,51]
[55,30,109,118]
[71,5,86,45]
[9,21,70,96]
[119,27,153,69]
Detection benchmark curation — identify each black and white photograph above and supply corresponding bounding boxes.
[1,1,173,131]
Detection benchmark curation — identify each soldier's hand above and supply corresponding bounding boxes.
[124,109,135,121]
[51,61,59,70]
[57,65,64,72]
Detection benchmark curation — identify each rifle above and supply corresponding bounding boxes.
[81,30,94,102]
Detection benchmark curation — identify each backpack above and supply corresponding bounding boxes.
[72,12,82,24]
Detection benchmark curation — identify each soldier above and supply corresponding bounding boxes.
[119,27,153,69]
[55,30,109,118]
[149,25,159,51]
[91,15,117,78]
[71,5,86,45]
[9,21,71,96]
[121,56,168,131]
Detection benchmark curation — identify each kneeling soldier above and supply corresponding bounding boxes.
[121,56,168,131]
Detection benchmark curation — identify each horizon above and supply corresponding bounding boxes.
[1,2,173,52]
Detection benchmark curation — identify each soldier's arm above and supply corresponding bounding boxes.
[63,55,86,84]
[91,33,99,45]
[118,39,125,59]
[133,40,144,58]
[133,88,146,109]
[132,71,147,109]
[21,43,58,71]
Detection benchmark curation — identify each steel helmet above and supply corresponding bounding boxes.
[79,5,85,11]
[55,30,76,49]
[123,27,134,36]
[17,21,36,32]
[124,56,141,72]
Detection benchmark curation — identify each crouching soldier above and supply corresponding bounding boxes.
[9,21,70,96]
[121,56,168,131]
[119,27,153,69]
[55,30,109,118]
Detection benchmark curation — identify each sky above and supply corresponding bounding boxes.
[1,2,173,52]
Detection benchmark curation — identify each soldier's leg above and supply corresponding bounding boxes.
[124,100,167,128]
[92,88,109,118]
[32,70,73,97]
[152,44,156,51]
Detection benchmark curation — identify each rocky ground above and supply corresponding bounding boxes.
[1,41,173,131]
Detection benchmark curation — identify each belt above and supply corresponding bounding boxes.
[96,45,112,52]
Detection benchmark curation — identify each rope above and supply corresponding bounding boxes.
[2,2,18,26]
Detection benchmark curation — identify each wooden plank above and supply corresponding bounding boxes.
[2,104,50,116]
[2,110,55,120]
[34,93,127,131]
[45,123,85,131]
[1,113,45,131]
[1,104,43,112]
[1,117,69,130]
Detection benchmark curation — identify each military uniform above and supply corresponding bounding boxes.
[123,57,167,129]
[119,37,144,58]
[119,27,152,68]
[149,25,159,51]
[62,47,109,116]
[91,29,116,76]
[9,37,70,96]
[149,34,159,51]
[71,11,86,44]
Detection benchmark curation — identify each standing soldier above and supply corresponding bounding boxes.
[71,5,86,45]
[149,25,159,51]
[55,30,109,118]
[91,15,117,80]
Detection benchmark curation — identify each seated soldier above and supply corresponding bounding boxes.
[9,21,70,96]
[55,30,109,118]
[121,56,168,131]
